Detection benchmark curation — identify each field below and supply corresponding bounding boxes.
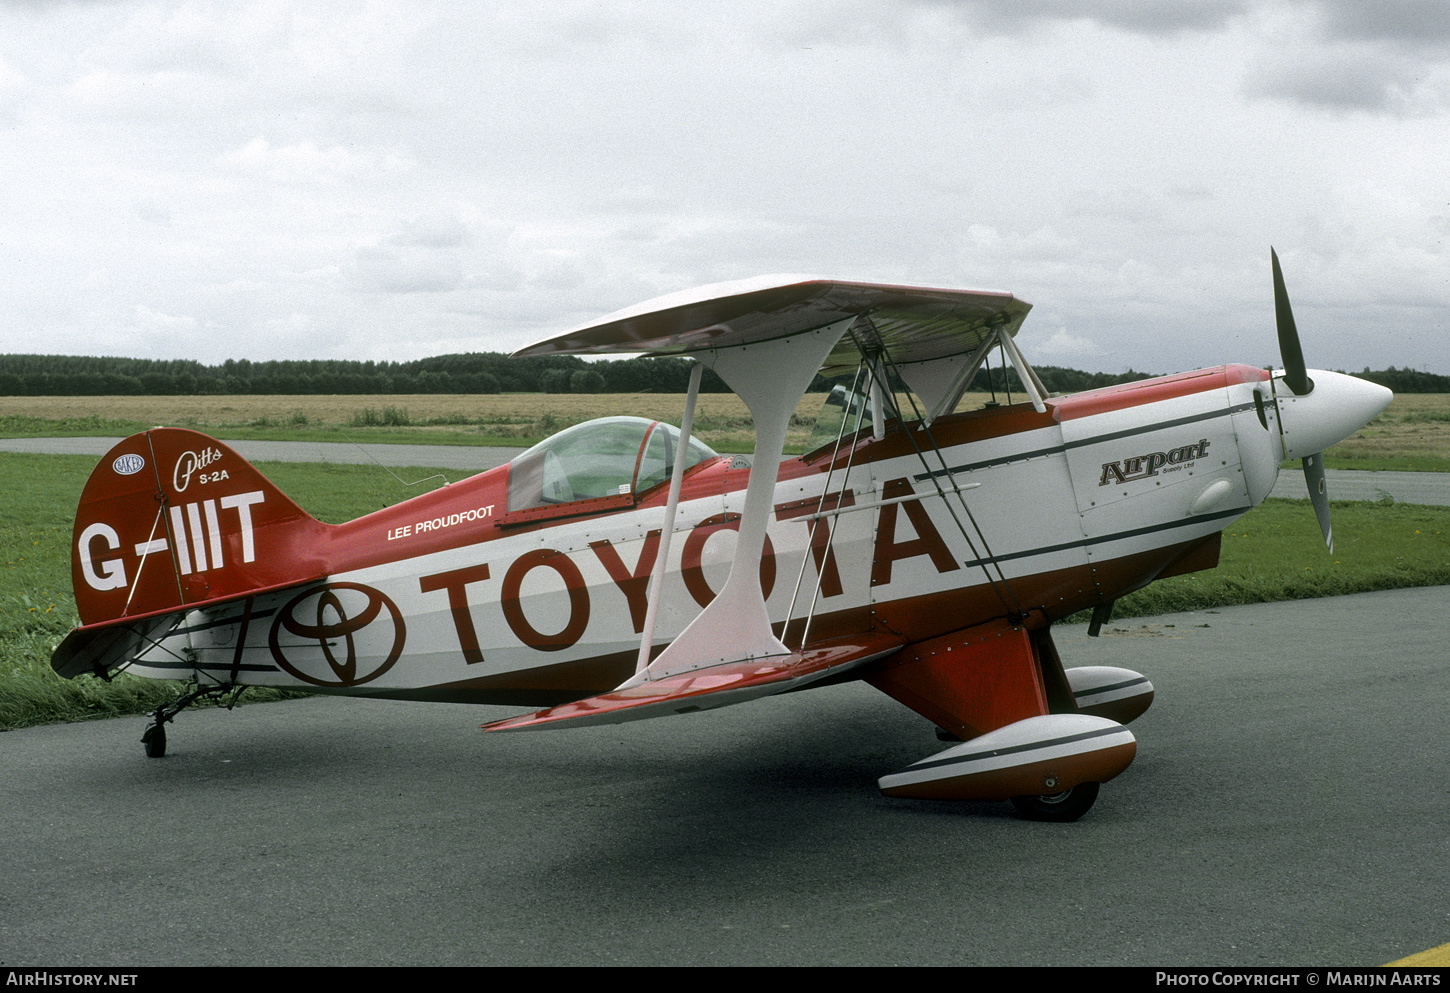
[2,390,1446,467]
[1311,392,1450,470]
[0,392,807,454]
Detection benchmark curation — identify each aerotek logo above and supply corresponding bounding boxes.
[1099,439,1211,486]
[268,582,406,687]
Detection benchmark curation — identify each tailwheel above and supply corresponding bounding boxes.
[142,722,166,758]
[1010,781,1100,822]
[137,681,247,759]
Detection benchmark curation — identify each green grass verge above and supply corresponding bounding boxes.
[0,414,764,455]
[1066,496,1450,623]
[0,414,152,438]
[0,411,550,451]
[2,453,1448,731]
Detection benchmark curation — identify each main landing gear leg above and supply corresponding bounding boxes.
[140,682,246,759]
[873,623,1137,817]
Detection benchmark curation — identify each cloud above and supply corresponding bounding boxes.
[948,1,1450,115]
[134,303,197,333]
[217,137,378,183]
[1247,48,1410,110]
[1032,327,1101,361]
[0,1,1446,374]
[0,53,26,107]
[350,245,464,295]
[1315,0,1450,44]
[947,0,1249,36]
[385,211,469,249]
[132,200,172,227]
[1244,0,1450,113]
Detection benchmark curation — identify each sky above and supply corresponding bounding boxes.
[0,0,1446,376]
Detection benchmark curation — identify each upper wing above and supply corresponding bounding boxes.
[512,275,1032,375]
[482,632,904,732]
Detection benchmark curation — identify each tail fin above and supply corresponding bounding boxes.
[72,429,331,626]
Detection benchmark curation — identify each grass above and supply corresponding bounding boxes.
[1068,497,1450,624]
[4,454,1448,731]
[1322,393,1450,472]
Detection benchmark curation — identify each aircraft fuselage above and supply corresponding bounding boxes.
[114,363,1282,704]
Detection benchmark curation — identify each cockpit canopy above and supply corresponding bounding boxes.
[507,416,719,512]
[803,382,875,456]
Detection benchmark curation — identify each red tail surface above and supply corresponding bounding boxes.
[72,429,332,625]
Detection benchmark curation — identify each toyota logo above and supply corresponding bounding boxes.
[268,582,406,687]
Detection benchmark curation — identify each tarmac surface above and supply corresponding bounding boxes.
[2,435,1448,504]
[3,586,1448,967]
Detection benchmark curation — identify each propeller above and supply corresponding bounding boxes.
[1270,247,1334,552]
[1271,248,1310,397]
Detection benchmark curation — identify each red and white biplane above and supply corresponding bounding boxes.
[51,251,1391,820]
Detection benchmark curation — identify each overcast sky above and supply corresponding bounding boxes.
[1,0,1446,376]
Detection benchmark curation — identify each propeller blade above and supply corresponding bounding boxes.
[1302,452,1333,553]
[1271,247,1311,396]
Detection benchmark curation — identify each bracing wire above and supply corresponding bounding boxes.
[781,361,871,649]
[120,503,167,618]
[340,432,450,489]
[850,323,1025,620]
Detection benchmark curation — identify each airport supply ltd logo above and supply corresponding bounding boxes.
[1099,439,1211,486]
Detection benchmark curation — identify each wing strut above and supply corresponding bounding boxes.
[898,323,1048,426]
[634,359,704,674]
[618,316,856,686]
[995,326,1049,413]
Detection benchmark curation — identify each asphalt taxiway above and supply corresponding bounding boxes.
[2,586,1447,967]
[0,436,527,473]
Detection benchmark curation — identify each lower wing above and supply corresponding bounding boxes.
[482,632,904,732]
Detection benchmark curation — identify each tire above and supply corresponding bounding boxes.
[1010,781,1099,822]
[142,724,166,759]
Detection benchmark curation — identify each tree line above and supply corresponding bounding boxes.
[0,351,1442,396]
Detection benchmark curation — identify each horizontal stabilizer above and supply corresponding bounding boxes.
[51,614,181,680]
[51,575,317,680]
[483,633,903,732]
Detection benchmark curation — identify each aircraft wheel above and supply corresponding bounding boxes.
[142,724,166,759]
[1010,781,1099,822]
